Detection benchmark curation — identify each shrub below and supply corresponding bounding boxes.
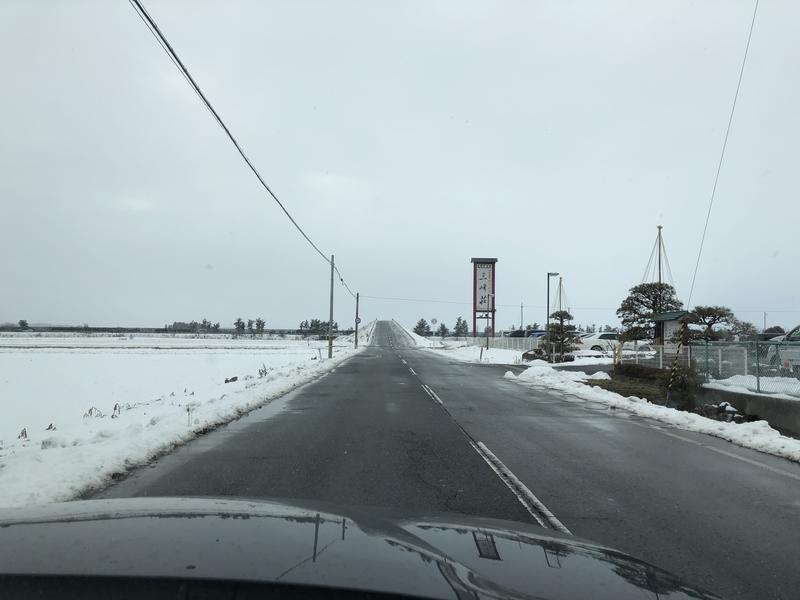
[657,364,701,411]
[613,363,663,381]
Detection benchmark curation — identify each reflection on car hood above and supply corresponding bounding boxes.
[0,497,718,600]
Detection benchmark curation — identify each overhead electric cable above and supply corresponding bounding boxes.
[687,0,759,305]
[127,0,358,299]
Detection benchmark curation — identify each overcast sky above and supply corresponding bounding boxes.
[2,0,798,331]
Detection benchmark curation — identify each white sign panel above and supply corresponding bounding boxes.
[475,263,493,311]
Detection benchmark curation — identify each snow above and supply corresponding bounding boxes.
[0,321,375,508]
[394,321,437,347]
[504,362,800,463]
[705,374,800,400]
[416,341,614,367]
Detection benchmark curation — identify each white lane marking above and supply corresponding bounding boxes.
[650,426,800,482]
[428,387,443,405]
[409,367,417,376]
[472,441,572,534]
[418,383,569,533]
[401,359,407,365]
[421,384,443,405]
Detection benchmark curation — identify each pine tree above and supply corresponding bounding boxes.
[546,310,578,357]
[617,283,682,340]
[453,316,469,337]
[413,319,432,336]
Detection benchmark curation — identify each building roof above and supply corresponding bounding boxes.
[653,310,689,322]
[470,258,498,264]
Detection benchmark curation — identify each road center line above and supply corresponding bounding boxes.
[409,367,417,376]
[420,383,570,534]
[421,384,442,405]
[472,441,572,534]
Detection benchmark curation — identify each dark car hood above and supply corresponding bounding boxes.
[0,497,717,600]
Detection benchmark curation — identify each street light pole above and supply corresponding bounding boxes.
[546,272,559,361]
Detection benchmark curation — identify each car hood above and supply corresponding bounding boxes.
[0,497,717,600]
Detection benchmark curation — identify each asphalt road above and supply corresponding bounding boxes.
[95,321,800,600]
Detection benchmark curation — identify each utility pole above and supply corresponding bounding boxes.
[546,272,559,362]
[328,254,334,359]
[520,302,523,332]
[354,292,360,349]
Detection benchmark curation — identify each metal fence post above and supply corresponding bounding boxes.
[743,346,748,377]
[705,340,710,382]
[718,346,723,378]
[659,346,663,369]
[755,339,761,393]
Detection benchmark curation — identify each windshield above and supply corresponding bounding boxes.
[1,2,799,600]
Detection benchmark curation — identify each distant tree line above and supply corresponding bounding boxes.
[233,317,266,336]
[298,319,339,337]
[167,319,221,333]
[413,317,469,337]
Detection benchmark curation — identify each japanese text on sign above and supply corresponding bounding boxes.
[474,264,494,311]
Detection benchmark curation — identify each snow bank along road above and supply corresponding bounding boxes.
[0,332,371,508]
[93,321,800,600]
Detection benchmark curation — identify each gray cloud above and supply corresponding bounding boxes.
[1,0,797,331]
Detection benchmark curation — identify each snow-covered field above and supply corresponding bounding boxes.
[0,322,374,508]
[505,361,800,463]
[0,333,307,349]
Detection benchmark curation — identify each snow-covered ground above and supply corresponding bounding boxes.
[0,333,309,349]
[705,374,800,400]
[400,328,613,367]
[0,322,375,508]
[505,361,800,463]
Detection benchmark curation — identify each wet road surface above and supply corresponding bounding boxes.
[95,321,800,600]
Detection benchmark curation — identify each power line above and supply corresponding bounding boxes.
[361,294,618,312]
[127,0,358,299]
[361,295,472,306]
[687,0,759,306]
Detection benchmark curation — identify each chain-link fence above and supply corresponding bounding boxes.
[621,341,800,398]
[457,336,542,351]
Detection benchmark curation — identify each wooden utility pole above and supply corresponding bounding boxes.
[355,292,360,349]
[328,254,334,359]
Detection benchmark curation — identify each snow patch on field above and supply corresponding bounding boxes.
[505,363,800,463]
[427,345,524,365]
[419,343,614,367]
[0,322,375,508]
